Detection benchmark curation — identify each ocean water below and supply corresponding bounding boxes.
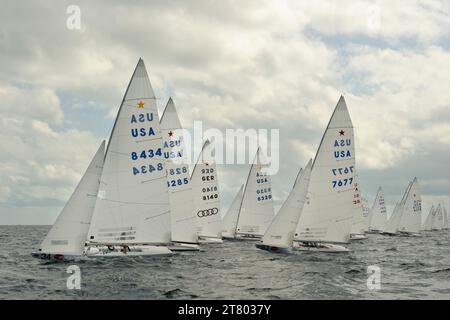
[0,225,449,300]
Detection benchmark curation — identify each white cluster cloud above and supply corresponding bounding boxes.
[0,0,449,223]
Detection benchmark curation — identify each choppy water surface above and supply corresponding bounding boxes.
[0,225,449,299]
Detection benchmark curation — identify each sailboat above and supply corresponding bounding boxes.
[422,205,436,231]
[367,187,387,234]
[349,174,368,240]
[232,147,275,240]
[397,178,422,236]
[255,159,312,253]
[221,185,244,239]
[443,207,449,230]
[292,96,356,253]
[432,204,444,231]
[191,140,223,243]
[383,181,412,236]
[160,98,200,251]
[84,58,173,257]
[32,141,105,261]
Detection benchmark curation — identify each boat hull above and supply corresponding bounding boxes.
[84,245,174,257]
[198,236,223,244]
[292,242,350,253]
[255,243,291,254]
[350,234,368,241]
[31,252,79,262]
[168,243,200,252]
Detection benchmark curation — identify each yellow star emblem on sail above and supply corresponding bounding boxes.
[137,101,145,108]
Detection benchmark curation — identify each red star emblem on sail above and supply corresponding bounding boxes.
[168,131,173,138]
[339,130,345,136]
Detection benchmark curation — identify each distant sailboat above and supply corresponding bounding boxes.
[191,140,223,243]
[233,147,275,240]
[32,141,105,261]
[383,181,412,236]
[397,178,422,236]
[432,204,444,231]
[292,96,356,253]
[221,185,244,239]
[349,174,368,240]
[367,187,387,234]
[443,207,449,230]
[85,59,173,257]
[422,205,436,231]
[255,159,312,253]
[160,98,199,251]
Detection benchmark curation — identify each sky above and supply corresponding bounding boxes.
[1,0,450,224]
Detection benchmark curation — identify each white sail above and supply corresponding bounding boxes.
[40,141,105,255]
[87,59,171,245]
[235,147,275,238]
[432,204,444,230]
[384,181,412,234]
[397,178,422,234]
[368,187,387,232]
[443,207,449,229]
[262,159,312,248]
[160,98,198,244]
[294,96,355,244]
[422,205,435,231]
[361,197,370,231]
[191,140,222,239]
[350,174,366,235]
[221,185,244,239]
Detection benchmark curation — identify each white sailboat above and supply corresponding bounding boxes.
[292,95,356,253]
[160,98,199,251]
[349,174,368,240]
[85,58,173,257]
[367,187,387,233]
[443,207,449,229]
[255,159,312,253]
[191,140,223,243]
[383,181,412,235]
[221,185,244,239]
[432,204,444,231]
[234,147,275,240]
[32,141,105,261]
[397,178,422,236]
[422,205,435,231]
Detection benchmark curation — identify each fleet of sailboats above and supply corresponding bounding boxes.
[32,59,450,261]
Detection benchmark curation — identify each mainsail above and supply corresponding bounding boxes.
[262,159,312,248]
[294,96,355,244]
[368,187,387,232]
[221,185,244,239]
[422,205,435,231]
[160,98,198,244]
[432,204,444,230]
[235,147,275,238]
[40,141,105,255]
[384,181,412,234]
[87,59,172,245]
[350,174,366,235]
[191,140,222,239]
[361,197,370,232]
[397,178,422,234]
[443,207,449,229]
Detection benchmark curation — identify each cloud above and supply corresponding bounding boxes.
[0,0,450,224]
